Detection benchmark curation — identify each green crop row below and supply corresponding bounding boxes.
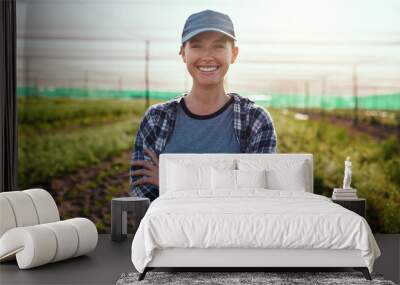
[18,118,139,188]
[270,109,400,233]
[18,96,142,123]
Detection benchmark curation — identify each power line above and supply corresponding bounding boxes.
[17,53,400,66]
[17,34,400,46]
[17,0,230,6]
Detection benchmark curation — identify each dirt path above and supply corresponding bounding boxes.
[42,149,134,233]
[306,112,399,141]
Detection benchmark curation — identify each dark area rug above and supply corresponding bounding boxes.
[116,271,396,285]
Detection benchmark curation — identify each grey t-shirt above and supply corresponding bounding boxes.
[163,96,241,153]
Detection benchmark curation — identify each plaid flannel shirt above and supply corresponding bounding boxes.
[129,93,277,201]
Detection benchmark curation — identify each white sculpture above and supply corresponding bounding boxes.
[343,156,352,190]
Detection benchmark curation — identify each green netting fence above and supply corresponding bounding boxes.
[17,87,400,110]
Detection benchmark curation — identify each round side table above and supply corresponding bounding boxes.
[111,197,150,242]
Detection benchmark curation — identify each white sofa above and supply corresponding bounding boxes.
[0,188,98,269]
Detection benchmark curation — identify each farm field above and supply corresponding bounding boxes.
[298,108,400,140]
[18,96,400,234]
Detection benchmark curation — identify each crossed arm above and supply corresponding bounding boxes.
[131,148,159,187]
[129,105,277,200]
[129,109,161,201]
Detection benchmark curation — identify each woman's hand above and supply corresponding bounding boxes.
[131,148,159,187]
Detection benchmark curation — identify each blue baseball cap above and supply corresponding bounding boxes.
[181,10,236,44]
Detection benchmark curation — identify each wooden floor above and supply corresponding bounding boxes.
[0,234,398,285]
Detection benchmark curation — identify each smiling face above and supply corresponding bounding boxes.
[180,31,239,88]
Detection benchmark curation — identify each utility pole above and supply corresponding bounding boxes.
[118,76,122,93]
[84,70,89,97]
[352,64,358,126]
[145,40,150,110]
[304,81,310,114]
[34,76,39,96]
[26,57,31,98]
[320,75,326,117]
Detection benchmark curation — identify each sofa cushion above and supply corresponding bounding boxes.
[0,196,17,237]
[0,218,97,269]
[0,189,60,239]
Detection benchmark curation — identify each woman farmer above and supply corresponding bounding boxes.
[130,10,277,201]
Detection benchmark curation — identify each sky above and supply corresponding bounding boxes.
[16,0,400,96]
